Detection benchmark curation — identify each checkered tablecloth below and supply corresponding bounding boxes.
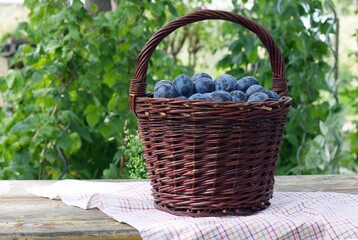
[0,181,11,196]
[27,180,358,240]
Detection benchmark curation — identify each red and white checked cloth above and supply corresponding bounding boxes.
[27,180,358,240]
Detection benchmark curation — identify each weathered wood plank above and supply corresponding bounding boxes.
[0,198,141,239]
[0,175,357,239]
[0,180,143,240]
[274,174,358,194]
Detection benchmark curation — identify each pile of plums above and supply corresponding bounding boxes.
[154,73,279,102]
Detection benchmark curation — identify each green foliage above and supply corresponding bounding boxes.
[1,0,356,179]
[101,131,147,179]
[123,131,147,179]
[0,0,189,179]
[339,10,358,171]
[216,0,355,174]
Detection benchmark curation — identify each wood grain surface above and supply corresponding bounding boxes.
[0,175,357,239]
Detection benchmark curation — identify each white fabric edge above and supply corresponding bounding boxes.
[0,181,11,196]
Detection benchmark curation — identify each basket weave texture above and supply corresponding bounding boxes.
[129,10,292,217]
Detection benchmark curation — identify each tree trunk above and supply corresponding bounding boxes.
[85,0,112,17]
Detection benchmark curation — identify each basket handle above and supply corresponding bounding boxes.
[130,10,288,114]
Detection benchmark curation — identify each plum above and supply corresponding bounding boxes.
[230,90,247,102]
[208,90,232,101]
[245,85,266,98]
[191,72,212,82]
[173,74,194,97]
[236,76,259,92]
[247,92,269,102]
[202,92,211,99]
[214,74,236,92]
[154,84,177,98]
[155,80,172,91]
[194,77,215,94]
[189,93,207,100]
[266,90,280,100]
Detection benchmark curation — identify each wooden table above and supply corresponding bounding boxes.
[1,175,358,239]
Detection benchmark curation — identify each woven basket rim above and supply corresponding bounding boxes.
[135,95,292,107]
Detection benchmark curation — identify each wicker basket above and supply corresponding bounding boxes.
[129,10,292,217]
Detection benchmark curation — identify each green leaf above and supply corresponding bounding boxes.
[32,6,45,21]
[99,39,116,55]
[248,49,258,62]
[86,112,100,127]
[156,3,164,13]
[89,43,98,57]
[102,163,120,179]
[70,114,93,143]
[19,136,31,147]
[119,42,130,51]
[45,40,60,52]
[305,151,321,168]
[72,0,83,12]
[318,101,329,121]
[167,3,178,17]
[319,120,329,136]
[57,133,71,154]
[90,2,98,13]
[103,72,115,87]
[313,135,325,148]
[84,104,100,115]
[45,97,56,108]
[23,44,32,54]
[130,25,143,38]
[32,71,44,83]
[70,132,82,154]
[350,133,358,152]
[109,115,123,132]
[108,94,118,110]
[6,70,23,93]
[100,56,114,71]
[68,22,78,32]
[40,125,57,139]
[24,0,38,9]
[99,124,112,138]
[62,50,74,63]
[69,90,77,101]
[118,95,128,111]
[6,70,15,88]
[13,149,31,164]
[284,134,298,147]
[53,62,65,73]
[9,118,35,134]
[68,23,80,40]
[0,77,8,92]
[60,91,71,109]
[312,41,327,54]
[118,0,126,9]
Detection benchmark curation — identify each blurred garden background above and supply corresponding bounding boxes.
[0,0,357,180]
